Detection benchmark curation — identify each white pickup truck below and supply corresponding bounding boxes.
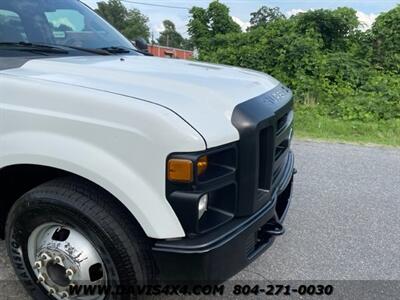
[0,0,295,299]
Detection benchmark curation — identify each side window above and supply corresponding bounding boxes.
[45,9,85,41]
[0,10,28,42]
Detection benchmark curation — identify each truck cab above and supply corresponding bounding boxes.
[0,0,295,298]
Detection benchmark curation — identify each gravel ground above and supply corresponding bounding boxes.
[1,140,400,299]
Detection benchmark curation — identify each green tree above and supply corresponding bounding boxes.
[96,0,150,41]
[207,1,241,36]
[372,5,400,73]
[96,0,127,32]
[158,20,184,48]
[294,7,359,50]
[122,9,150,41]
[188,7,210,49]
[182,38,194,51]
[188,1,241,49]
[249,6,286,29]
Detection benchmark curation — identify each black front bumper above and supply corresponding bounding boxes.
[153,152,294,283]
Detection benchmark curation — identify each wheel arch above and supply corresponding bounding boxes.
[0,164,149,240]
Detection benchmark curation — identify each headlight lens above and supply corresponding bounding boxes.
[198,194,208,219]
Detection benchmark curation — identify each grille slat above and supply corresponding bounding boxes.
[258,126,274,190]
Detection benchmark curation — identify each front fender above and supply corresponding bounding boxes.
[0,132,185,238]
[0,75,206,239]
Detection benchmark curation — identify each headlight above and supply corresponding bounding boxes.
[198,194,208,219]
[166,143,238,234]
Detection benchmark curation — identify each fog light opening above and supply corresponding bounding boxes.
[198,194,208,220]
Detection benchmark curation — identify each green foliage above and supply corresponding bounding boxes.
[295,106,400,146]
[188,4,400,125]
[158,20,185,48]
[96,0,150,41]
[188,7,210,49]
[334,72,400,121]
[207,1,242,35]
[294,7,360,51]
[96,0,127,32]
[121,9,150,41]
[188,1,241,49]
[249,6,286,29]
[372,5,400,73]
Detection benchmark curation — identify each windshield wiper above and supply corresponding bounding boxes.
[61,45,112,55]
[0,42,69,54]
[0,42,133,56]
[0,42,112,56]
[98,46,132,54]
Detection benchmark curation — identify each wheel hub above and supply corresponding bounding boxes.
[28,224,107,300]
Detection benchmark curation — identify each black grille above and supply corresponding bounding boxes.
[257,111,292,192]
[231,84,293,217]
[277,113,289,133]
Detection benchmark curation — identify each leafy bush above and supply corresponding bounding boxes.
[372,5,400,73]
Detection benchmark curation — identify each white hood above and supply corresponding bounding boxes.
[4,55,280,147]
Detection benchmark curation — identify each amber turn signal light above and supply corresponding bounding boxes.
[197,156,208,176]
[168,159,193,183]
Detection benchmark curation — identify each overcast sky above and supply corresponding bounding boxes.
[82,0,399,37]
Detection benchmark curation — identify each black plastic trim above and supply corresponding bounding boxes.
[231,84,294,216]
[153,152,295,282]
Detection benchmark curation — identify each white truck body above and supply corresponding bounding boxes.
[0,56,280,239]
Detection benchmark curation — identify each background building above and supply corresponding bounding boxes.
[148,44,193,59]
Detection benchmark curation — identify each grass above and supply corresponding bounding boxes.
[294,106,400,147]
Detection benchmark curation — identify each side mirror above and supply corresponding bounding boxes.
[132,38,153,56]
[134,38,148,52]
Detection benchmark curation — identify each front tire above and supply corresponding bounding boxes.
[6,177,157,300]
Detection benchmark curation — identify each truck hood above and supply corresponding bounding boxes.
[3,55,280,147]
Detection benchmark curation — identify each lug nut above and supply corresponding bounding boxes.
[49,288,56,295]
[41,253,51,261]
[66,269,74,277]
[54,256,63,264]
[37,274,46,283]
[60,291,69,298]
[34,261,43,269]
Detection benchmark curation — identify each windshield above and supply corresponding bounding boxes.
[0,0,136,55]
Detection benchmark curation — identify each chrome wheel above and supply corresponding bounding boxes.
[28,223,107,300]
